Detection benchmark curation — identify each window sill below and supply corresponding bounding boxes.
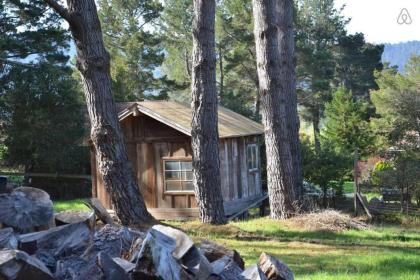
[164,191,195,195]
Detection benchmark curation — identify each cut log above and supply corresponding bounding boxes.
[211,256,244,280]
[128,236,145,262]
[152,225,194,259]
[18,221,91,256]
[55,211,95,229]
[137,225,213,279]
[55,255,103,280]
[97,252,130,280]
[112,257,136,273]
[200,239,245,269]
[258,253,294,280]
[86,198,116,226]
[134,225,183,280]
[0,249,54,280]
[0,228,17,249]
[241,264,267,280]
[0,187,53,232]
[82,224,142,260]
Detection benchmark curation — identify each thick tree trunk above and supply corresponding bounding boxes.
[44,0,153,225]
[191,0,226,224]
[254,91,261,121]
[218,44,224,99]
[252,0,296,219]
[276,0,303,202]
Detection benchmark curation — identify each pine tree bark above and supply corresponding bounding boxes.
[44,0,153,225]
[252,0,297,219]
[191,0,226,224]
[276,0,303,202]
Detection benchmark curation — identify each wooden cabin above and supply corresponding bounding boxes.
[91,101,265,220]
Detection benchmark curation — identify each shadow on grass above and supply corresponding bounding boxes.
[175,220,420,279]
[223,239,420,278]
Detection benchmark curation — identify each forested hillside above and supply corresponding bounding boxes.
[382,41,420,71]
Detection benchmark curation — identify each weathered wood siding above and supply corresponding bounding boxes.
[91,114,262,214]
[219,136,262,202]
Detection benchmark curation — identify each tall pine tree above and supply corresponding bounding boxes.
[159,0,194,100]
[0,0,86,173]
[98,0,165,101]
[295,0,347,150]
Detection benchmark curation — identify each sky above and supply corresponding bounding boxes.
[334,0,420,43]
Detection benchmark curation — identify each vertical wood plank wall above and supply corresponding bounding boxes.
[91,114,262,210]
[219,136,262,202]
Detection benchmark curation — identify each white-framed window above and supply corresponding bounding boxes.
[247,144,259,172]
[163,160,194,192]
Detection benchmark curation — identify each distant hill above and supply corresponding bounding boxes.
[382,41,420,71]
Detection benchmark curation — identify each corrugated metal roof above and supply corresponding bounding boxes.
[117,101,264,138]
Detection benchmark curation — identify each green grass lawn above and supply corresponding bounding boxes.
[169,217,420,280]
[53,198,89,212]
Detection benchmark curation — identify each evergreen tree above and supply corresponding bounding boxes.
[253,0,299,218]
[0,0,68,71]
[335,33,384,101]
[159,0,193,100]
[0,0,87,173]
[295,0,347,149]
[323,87,374,156]
[217,0,258,118]
[44,0,154,224]
[160,0,258,117]
[191,0,226,224]
[0,63,86,173]
[98,0,165,101]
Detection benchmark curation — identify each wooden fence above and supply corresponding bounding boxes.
[0,172,91,180]
[368,203,420,216]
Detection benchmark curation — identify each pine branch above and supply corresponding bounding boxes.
[44,0,72,23]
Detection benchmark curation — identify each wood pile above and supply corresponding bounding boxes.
[0,188,294,280]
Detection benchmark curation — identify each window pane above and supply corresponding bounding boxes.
[165,171,181,180]
[181,161,192,170]
[182,171,193,180]
[247,145,258,170]
[183,181,194,191]
[166,181,182,191]
[165,161,180,171]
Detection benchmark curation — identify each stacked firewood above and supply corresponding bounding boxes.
[0,188,294,280]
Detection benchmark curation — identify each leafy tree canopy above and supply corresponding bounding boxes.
[371,55,420,151]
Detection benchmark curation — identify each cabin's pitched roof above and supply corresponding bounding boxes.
[117,101,264,138]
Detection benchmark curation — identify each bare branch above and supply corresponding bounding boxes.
[44,0,72,23]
